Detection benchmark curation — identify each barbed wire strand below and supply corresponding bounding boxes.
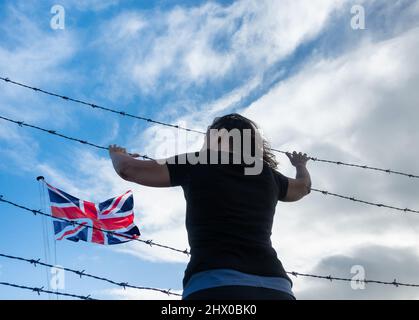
[1,76,418,179]
[2,249,419,291]
[0,114,153,159]
[0,77,204,135]
[0,114,418,215]
[1,197,419,291]
[311,188,419,214]
[2,194,419,287]
[2,79,418,296]
[0,281,95,300]
[0,253,181,297]
[271,149,419,179]
[287,271,419,288]
[0,195,191,256]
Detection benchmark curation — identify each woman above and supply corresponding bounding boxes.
[109,113,311,300]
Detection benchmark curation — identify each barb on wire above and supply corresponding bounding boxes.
[287,271,419,288]
[0,195,190,256]
[1,194,419,292]
[272,148,419,179]
[0,281,95,300]
[0,77,204,135]
[0,114,152,160]
[1,76,418,179]
[0,115,418,215]
[311,188,419,214]
[0,253,181,297]
[2,196,419,291]
[2,252,419,293]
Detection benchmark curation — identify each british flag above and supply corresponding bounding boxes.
[46,183,140,245]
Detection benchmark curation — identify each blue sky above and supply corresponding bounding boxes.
[1,0,419,299]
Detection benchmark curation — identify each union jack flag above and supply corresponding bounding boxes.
[46,183,140,245]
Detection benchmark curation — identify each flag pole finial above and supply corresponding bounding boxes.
[36,176,45,181]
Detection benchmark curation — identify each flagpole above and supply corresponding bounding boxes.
[36,176,58,300]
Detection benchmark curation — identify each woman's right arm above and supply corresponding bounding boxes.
[109,145,171,188]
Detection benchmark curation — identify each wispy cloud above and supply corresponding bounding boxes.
[35,1,419,293]
[0,3,80,174]
[94,0,345,96]
[2,0,419,300]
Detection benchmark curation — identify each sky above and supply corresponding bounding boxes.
[0,0,418,300]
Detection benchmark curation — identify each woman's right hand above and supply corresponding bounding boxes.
[108,145,171,188]
[109,144,140,158]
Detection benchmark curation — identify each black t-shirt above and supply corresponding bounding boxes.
[166,150,292,287]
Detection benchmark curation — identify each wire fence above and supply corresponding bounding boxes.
[0,253,181,297]
[0,114,150,160]
[0,115,417,215]
[2,195,419,290]
[1,76,418,179]
[271,148,419,179]
[0,195,191,256]
[0,281,95,300]
[311,188,419,214]
[1,77,419,299]
[1,251,419,301]
[0,77,204,134]
[286,271,419,288]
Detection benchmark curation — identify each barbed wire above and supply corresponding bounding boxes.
[1,197,419,291]
[271,149,419,179]
[0,115,152,160]
[0,195,191,256]
[1,114,418,215]
[2,250,419,292]
[2,246,419,293]
[311,188,419,214]
[2,79,419,298]
[0,77,204,135]
[0,253,181,297]
[287,271,419,288]
[1,76,418,179]
[0,281,95,300]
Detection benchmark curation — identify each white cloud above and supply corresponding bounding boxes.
[96,0,345,94]
[244,25,419,167]
[294,245,419,299]
[68,0,120,11]
[0,123,40,173]
[102,16,419,299]
[190,75,263,118]
[102,287,182,300]
[97,11,147,43]
[240,24,419,298]
[0,5,78,101]
[130,75,264,159]
[0,2,80,168]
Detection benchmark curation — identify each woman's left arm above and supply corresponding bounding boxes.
[109,145,171,187]
[282,152,311,202]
